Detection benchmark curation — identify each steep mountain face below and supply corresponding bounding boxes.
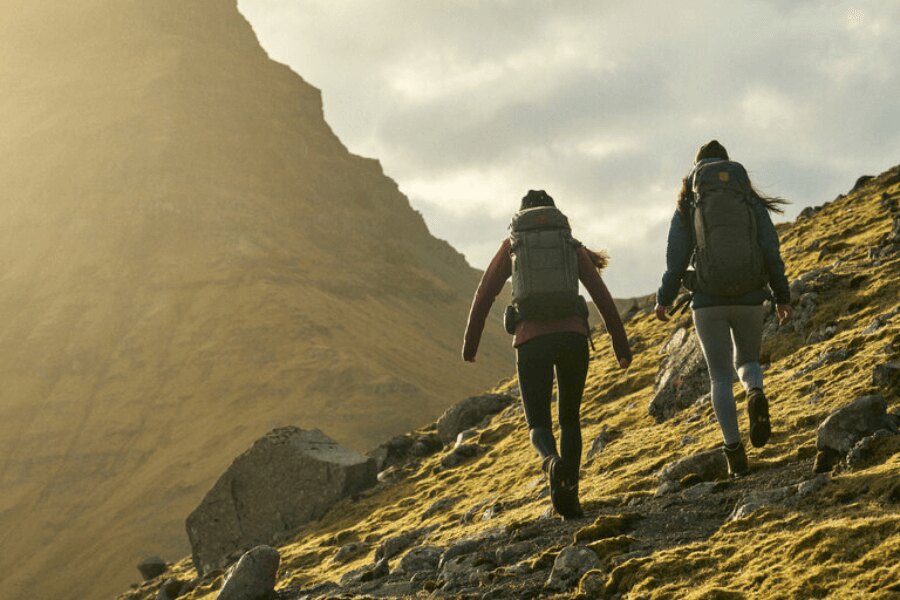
[0,1,509,598]
[119,166,899,600]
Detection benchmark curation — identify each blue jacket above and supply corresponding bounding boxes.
[656,185,791,310]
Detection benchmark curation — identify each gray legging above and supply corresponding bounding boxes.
[693,304,766,446]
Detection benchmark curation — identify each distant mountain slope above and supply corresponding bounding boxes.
[0,1,510,598]
[119,165,899,599]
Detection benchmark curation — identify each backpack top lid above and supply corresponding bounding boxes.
[510,206,571,233]
[691,159,751,197]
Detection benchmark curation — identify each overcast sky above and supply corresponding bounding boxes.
[238,0,899,297]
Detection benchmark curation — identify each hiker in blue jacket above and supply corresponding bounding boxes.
[655,140,794,477]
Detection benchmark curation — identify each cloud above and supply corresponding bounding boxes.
[239,0,900,296]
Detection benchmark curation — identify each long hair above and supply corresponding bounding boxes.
[678,140,788,218]
[584,247,609,272]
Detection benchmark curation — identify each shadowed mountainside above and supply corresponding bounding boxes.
[0,1,512,598]
[120,166,899,599]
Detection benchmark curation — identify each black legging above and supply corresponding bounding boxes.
[516,331,590,481]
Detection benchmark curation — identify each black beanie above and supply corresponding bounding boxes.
[694,140,729,163]
[520,189,555,210]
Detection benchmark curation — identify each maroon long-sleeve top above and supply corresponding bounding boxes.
[462,239,632,362]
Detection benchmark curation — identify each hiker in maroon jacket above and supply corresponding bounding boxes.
[462,189,631,519]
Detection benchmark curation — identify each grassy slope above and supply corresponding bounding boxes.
[121,167,899,599]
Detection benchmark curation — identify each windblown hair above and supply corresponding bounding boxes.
[584,247,610,272]
[677,140,788,219]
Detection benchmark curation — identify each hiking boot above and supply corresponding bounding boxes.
[559,482,585,521]
[723,442,750,478]
[542,455,567,516]
[747,388,771,448]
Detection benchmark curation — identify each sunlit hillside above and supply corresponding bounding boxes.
[0,1,511,598]
[121,166,899,599]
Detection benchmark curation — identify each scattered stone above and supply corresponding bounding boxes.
[815,396,897,473]
[845,429,897,470]
[729,486,794,520]
[155,578,184,600]
[585,536,635,563]
[333,542,368,564]
[454,429,478,448]
[376,465,404,484]
[398,545,444,575]
[481,501,504,520]
[658,449,728,483]
[440,443,483,468]
[186,427,377,575]
[494,541,534,566]
[137,556,167,581]
[873,362,900,390]
[864,308,900,335]
[797,473,830,497]
[680,435,698,447]
[439,539,482,568]
[340,557,389,585]
[682,481,718,500]
[574,514,640,543]
[216,545,279,600]
[798,348,851,376]
[578,568,607,596]
[375,527,432,562]
[655,480,681,496]
[546,546,601,590]
[436,393,515,444]
[649,327,709,422]
[422,496,462,520]
[410,433,443,457]
[587,426,616,458]
[805,324,838,345]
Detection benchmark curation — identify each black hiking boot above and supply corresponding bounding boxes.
[559,482,585,521]
[542,455,567,516]
[723,442,750,478]
[747,387,771,448]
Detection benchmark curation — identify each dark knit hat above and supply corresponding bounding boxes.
[520,189,555,210]
[694,140,729,164]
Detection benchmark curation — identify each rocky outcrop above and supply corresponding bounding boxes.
[216,546,280,600]
[436,393,515,443]
[814,396,898,473]
[186,428,376,575]
[649,327,710,422]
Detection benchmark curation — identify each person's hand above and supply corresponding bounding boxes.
[618,356,632,369]
[654,304,670,322]
[776,303,793,325]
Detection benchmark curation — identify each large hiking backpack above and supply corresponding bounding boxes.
[508,206,586,322]
[690,160,768,296]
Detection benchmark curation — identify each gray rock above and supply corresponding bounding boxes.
[375,527,432,562]
[680,435,698,447]
[845,429,896,469]
[369,581,417,597]
[730,486,794,520]
[440,443,483,468]
[649,327,710,422]
[495,541,534,565]
[216,545,279,600]
[398,545,444,574]
[186,427,377,575]
[873,362,900,390]
[797,473,830,497]
[137,556,167,581]
[439,539,482,567]
[546,546,600,590]
[658,449,728,483]
[436,393,515,443]
[682,481,717,500]
[340,556,389,585]
[155,578,184,600]
[454,429,478,448]
[333,542,368,564]
[587,426,615,458]
[422,496,462,520]
[816,395,896,455]
[655,480,682,496]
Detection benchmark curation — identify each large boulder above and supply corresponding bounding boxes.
[649,327,709,422]
[216,546,280,600]
[186,427,376,575]
[436,393,514,444]
[814,395,897,472]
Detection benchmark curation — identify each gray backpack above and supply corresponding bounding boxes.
[690,160,768,296]
[508,206,587,323]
